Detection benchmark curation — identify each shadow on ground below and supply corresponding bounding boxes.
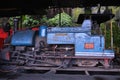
[0,72,21,80]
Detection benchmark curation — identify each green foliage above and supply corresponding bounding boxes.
[47,12,73,27]
[9,16,20,27]
[113,22,120,47]
[115,8,120,20]
[9,15,40,28]
[105,29,111,48]
[22,15,39,27]
[39,15,48,24]
[100,23,111,48]
[101,22,120,49]
[72,8,83,22]
[84,7,92,14]
[9,12,74,28]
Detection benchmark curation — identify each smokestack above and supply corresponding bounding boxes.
[13,18,19,33]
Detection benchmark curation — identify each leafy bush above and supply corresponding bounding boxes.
[47,12,73,27]
[22,15,39,27]
[9,16,20,27]
[39,15,48,24]
[113,22,120,47]
[8,12,74,28]
[9,15,40,28]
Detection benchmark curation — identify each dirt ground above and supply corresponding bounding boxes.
[0,72,120,80]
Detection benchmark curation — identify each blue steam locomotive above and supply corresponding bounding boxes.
[8,14,114,69]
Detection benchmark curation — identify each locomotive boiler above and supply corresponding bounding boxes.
[9,14,114,69]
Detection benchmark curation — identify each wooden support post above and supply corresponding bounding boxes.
[104,23,106,48]
[110,20,113,49]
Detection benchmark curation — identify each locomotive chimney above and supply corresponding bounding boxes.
[13,18,19,33]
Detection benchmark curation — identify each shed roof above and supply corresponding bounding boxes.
[0,0,119,17]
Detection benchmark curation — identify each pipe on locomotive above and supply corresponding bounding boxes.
[13,18,19,34]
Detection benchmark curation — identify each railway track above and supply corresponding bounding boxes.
[0,66,120,80]
[19,66,120,75]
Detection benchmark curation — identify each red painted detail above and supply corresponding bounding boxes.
[104,58,109,68]
[0,28,8,39]
[0,28,13,49]
[84,43,94,49]
[0,28,8,49]
[32,27,39,31]
[0,38,4,49]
